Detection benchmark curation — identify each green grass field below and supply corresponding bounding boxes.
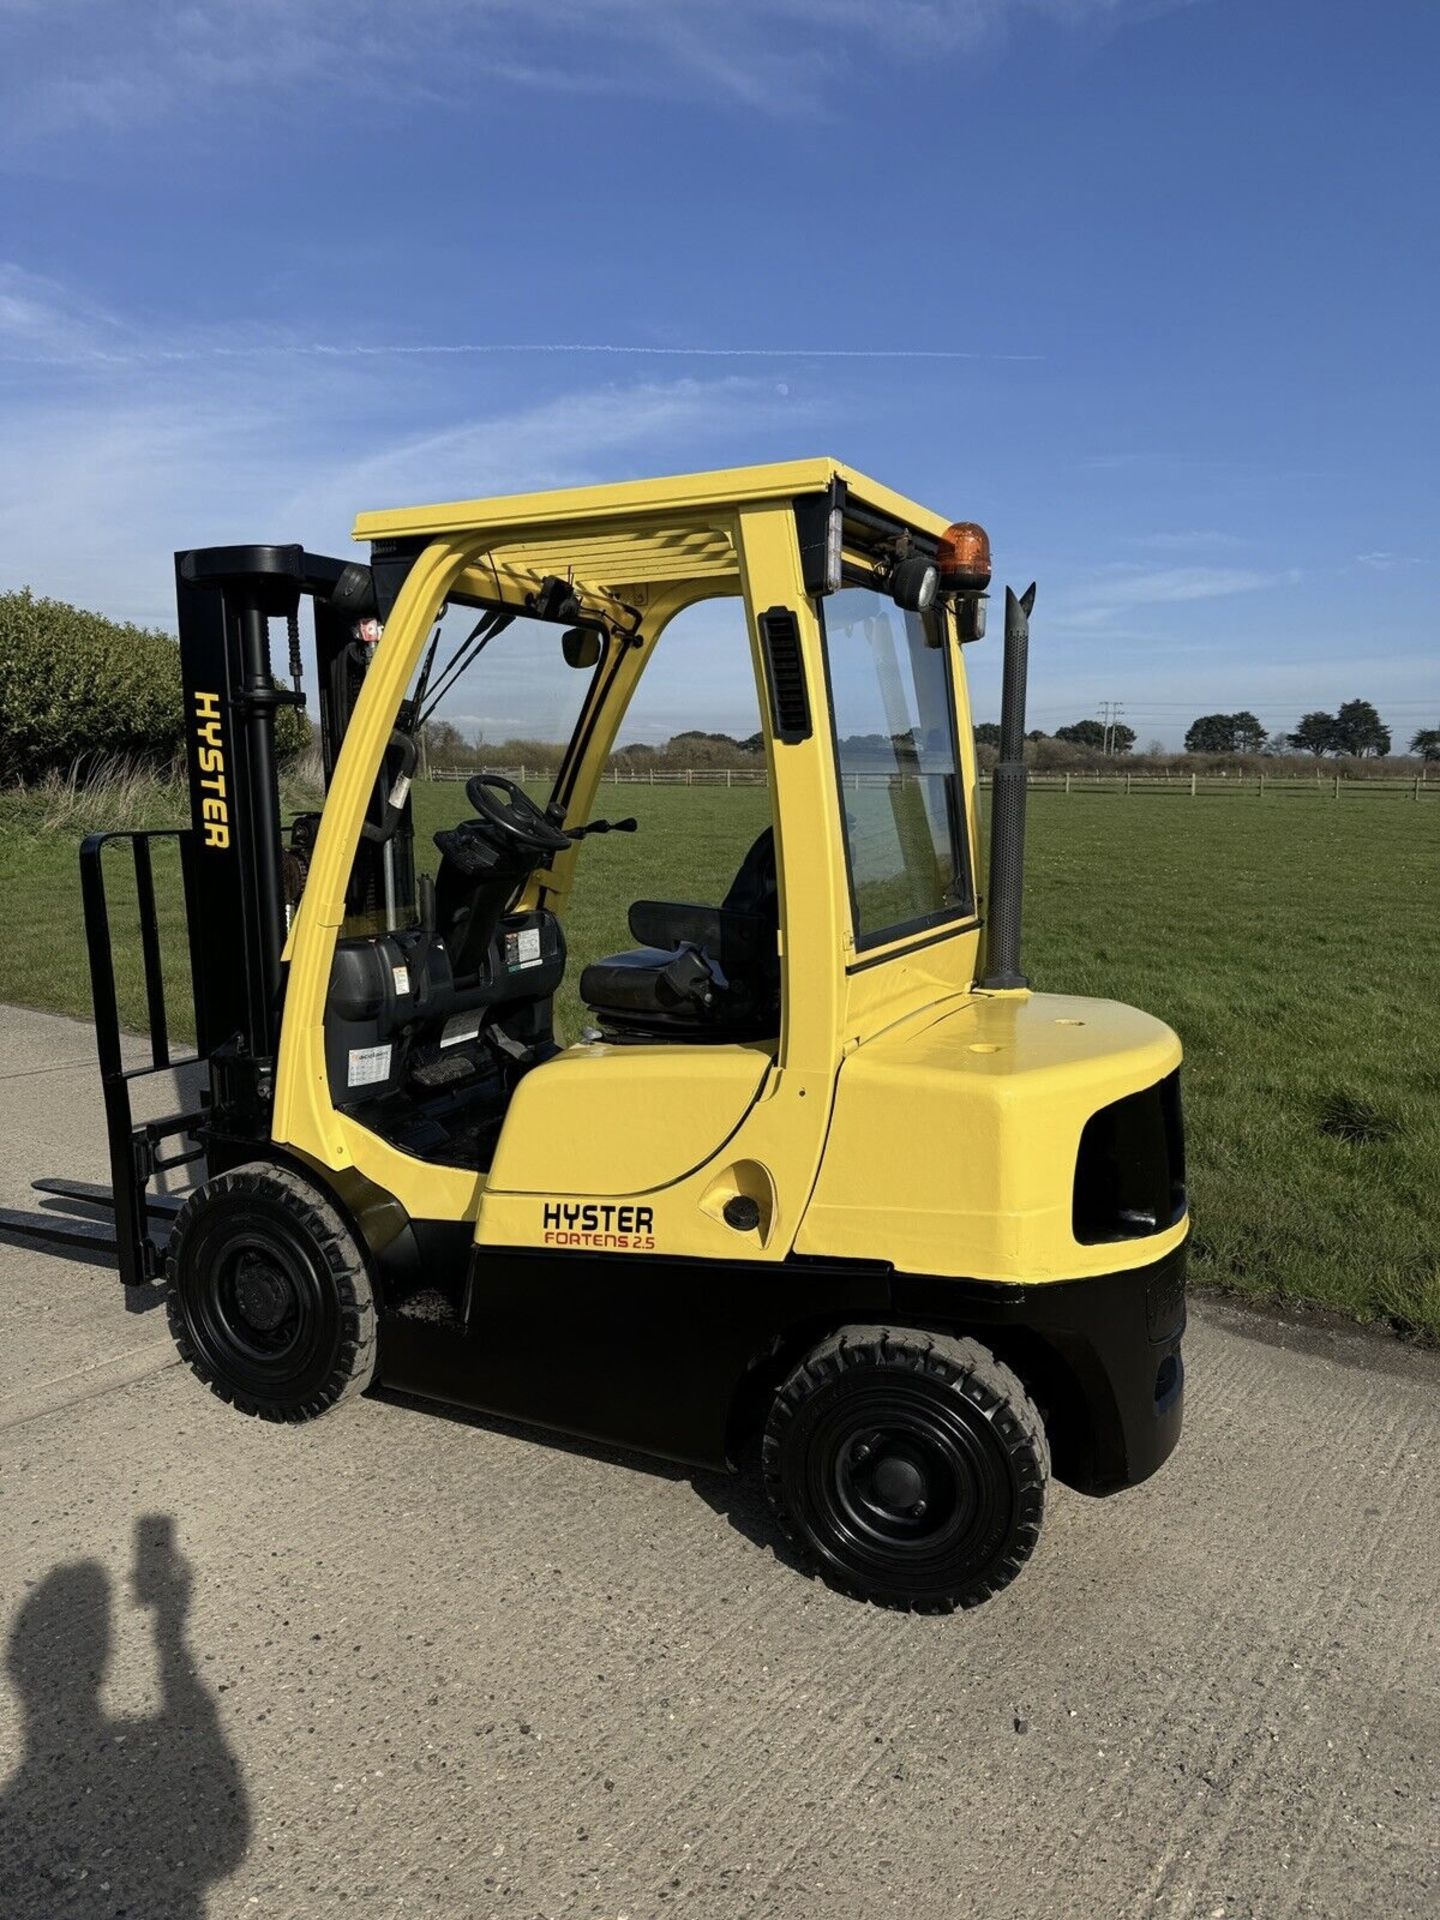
[2,778,1435,1340]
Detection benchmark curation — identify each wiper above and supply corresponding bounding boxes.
[417,608,516,728]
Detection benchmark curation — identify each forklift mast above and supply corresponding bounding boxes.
[73,540,415,1284]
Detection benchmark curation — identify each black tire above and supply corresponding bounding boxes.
[164,1163,377,1422]
[762,1325,1049,1612]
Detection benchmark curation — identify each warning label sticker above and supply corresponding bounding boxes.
[505,926,543,970]
[392,964,411,997]
[347,1044,392,1088]
[441,1012,482,1049]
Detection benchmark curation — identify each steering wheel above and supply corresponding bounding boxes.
[464,772,573,854]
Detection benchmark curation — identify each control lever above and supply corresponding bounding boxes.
[567,816,639,840]
[657,944,719,1014]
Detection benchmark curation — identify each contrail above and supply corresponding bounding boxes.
[1,339,1043,367]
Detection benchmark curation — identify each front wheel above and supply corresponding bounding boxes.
[164,1163,377,1422]
[762,1326,1049,1612]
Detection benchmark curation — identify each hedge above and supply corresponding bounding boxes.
[0,588,310,783]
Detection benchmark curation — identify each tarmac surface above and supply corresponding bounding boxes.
[1,1002,1437,1919]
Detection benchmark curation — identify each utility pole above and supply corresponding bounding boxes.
[1099,699,1126,756]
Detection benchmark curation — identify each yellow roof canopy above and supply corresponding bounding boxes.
[353,458,953,546]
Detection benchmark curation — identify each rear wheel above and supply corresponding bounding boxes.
[762,1325,1049,1612]
[164,1163,377,1422]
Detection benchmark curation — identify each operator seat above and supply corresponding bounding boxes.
[580,829,779,1041]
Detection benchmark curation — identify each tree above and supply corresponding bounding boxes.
[1184,713,1239,753]
[974,721,1002,748]
[1025,728,1048,742]
[421,718,474,767]
[1184,710,1268,754]
[1054,718,1106,750]
[1110,723,1136,755]
[0,586,309,779]
[1289,711,1338,756]
[1332,698,1390,757]
[1410,727,1440,762]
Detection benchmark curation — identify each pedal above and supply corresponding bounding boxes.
[410,1052,479,1090]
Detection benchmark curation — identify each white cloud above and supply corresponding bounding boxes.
[279,374,816,538]
[0,0,1201,139]
[0,267,817,626]
[0,263,135,359]
[1123,528,1255,553]
[1046,562,1299,635]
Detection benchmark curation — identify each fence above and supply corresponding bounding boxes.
[996,770,1435,800]
[432,764,1436,799]
[430,765,770,787]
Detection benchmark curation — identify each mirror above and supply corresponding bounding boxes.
[562,624,603,669]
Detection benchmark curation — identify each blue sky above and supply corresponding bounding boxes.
[0,0,1436,747]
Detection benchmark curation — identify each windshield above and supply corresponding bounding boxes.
[408,596,605,782]
[820,584,969,945]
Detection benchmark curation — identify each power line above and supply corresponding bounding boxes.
[1098,700,1126,756]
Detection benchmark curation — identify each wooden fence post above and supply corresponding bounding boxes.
[1064,773,1072,796]
[1190,772,1197,798]
[1333,774,1341,799]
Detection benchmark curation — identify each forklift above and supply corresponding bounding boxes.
[48,461,1188,1611]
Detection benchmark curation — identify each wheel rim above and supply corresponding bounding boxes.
[182,1215,338,1398]
[800,1378,1020,1590]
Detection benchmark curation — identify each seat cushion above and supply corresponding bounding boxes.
[579,947,690,1019]
[580,945,776,1040]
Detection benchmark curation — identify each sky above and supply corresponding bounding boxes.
[0,0,1436,748]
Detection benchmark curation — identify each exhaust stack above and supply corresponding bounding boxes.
[979,582,1037,991]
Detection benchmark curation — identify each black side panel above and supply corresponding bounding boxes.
[376,1241,1186,1491]
[378,1249,890,1470]
[891,1247,1187,1495]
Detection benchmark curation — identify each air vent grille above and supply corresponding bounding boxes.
[758,606,811,744]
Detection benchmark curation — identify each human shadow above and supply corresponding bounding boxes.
[0,1516,249,1919]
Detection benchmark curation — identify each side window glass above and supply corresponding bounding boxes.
[822,586,968,944]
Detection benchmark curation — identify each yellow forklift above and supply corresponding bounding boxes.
[60,461,1187,1611]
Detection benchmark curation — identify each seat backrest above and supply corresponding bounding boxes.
[625,829,778,980]
[721,828,777,919]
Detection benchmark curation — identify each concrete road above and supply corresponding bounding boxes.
[1,1005,1436,1919]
